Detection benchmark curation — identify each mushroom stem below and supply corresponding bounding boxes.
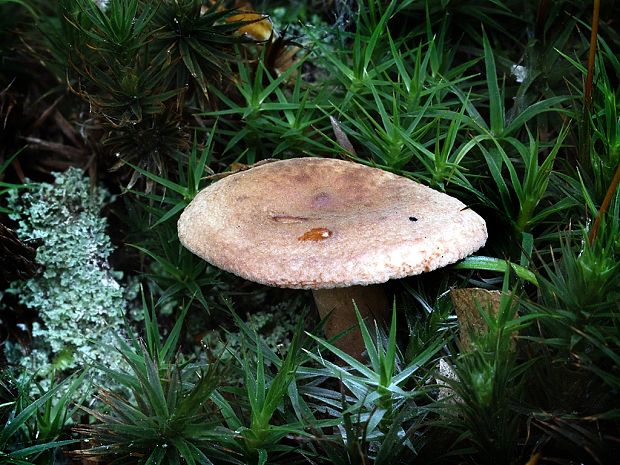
[312,285,389,359]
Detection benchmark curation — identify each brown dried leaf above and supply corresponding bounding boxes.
[330,116,356,157]
[450,288,503,350]
[203,158,278,181]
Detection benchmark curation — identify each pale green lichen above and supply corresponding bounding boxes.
[3,168,126,385]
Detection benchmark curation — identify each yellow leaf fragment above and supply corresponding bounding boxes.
[228,12,272,41]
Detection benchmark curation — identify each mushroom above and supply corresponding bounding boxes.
[178,157,487,357]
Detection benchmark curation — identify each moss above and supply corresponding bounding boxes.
[202,302,300,363]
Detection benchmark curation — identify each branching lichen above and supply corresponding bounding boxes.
[4,168,126,385]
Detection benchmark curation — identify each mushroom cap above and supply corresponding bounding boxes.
[178,157,487,289]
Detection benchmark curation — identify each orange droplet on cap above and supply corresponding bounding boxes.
[298,228,333,241]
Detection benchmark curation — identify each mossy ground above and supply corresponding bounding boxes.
[1,1,619,464]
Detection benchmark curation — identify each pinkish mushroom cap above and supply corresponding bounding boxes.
[178,157,487,289]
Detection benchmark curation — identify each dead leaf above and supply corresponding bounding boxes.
[204,158,278,181]
[451,288,504,350]
[330,116,356,157]
[228,11,273,42]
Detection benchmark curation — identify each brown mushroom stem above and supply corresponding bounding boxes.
[312,285,389,359]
